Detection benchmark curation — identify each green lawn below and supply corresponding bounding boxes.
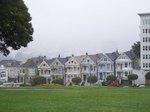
[0,86,150,112]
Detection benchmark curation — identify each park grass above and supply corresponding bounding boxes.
[0,86,150,112]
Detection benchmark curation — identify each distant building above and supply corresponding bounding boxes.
[116,50,139,84]
[65,55,81,84]
[19,56,44,84]
[0,65,8,82]
[97,51,119,82]
[0,60,21,83]
[50,56,68,83]
[81,53,102,85]
[138,13,150,71]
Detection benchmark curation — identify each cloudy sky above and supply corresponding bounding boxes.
[10,0,150,58]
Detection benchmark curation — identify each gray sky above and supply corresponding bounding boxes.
[10,0,150,58]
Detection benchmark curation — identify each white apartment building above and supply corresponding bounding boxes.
[138,13,150,71]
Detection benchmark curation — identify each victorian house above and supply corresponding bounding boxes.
[97,51,119,82]
[19,56,44,84]
[116,50,139,83]
[50,56,68,82]
[0,65,8,82]
[65,55,81,84]
[0,60,21,83]
[38,58,54,84]
[80,53,102,84]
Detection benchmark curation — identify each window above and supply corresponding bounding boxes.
[125,63,128,68]
[104,58,107,61]
[146,37,148,42]
[143,46,145,50]
[143,55,145,59]
[100,73,103,80]
[146,29,148,33]
[146,46,148,51]
[149,29,150,33]
[143,38,145,42]
[87,60,90,63]
[146,63,148,68]
[143,29,145,33]
[149,37,150,42]
[143,63,145,68]
[84,66,86,71]
[146,55,148,59]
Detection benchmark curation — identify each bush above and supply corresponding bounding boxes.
[128,74,138,85]
[106,75,117,82]
[32,76,46,85]
[72,77,81,85]
[145,72,150,80]
[52,78,64,85]
[87,76,98,84]
[0,81,3,85]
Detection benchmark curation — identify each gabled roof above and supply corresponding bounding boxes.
[0,60,21,67]
[57,57,68,65]
[45,58,55,65]
[124,50,138,60]
[73,56,82,64]
[21,56,45,68]
[106,51,119,61]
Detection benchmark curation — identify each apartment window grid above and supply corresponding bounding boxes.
[143,29,150,33]
[143,46,150,51]
[143,63,150,68]
[143,37,150,42]
[143,54,150,59]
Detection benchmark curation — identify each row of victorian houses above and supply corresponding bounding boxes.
[0,50,144,85]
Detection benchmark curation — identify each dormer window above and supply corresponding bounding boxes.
[87,60,90,62]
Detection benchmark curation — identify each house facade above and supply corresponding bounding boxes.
[0,60,21,83]
[65,55,81,84]
[38,59,53,83]
[0,65,8,82]
[81,53,100,84]
[116,50,138,83]
[19,56,44,84]
[97,51,119,82]
[50,57,68,82]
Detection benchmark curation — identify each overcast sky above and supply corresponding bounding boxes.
[10,0,150,58]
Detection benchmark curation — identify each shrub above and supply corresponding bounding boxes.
[32,76,46,85]
[0,81,3,85]
[72,77,81,85]
[128,74,138,85]
[106,75,117,82]
[87,76,98,84]
[145,72,150,80]
[52,78,64,85]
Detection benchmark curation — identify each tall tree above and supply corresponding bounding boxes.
[132,41,140,58]
[0,0,33,56]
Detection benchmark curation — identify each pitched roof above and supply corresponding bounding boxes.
[124,50,138,60]
[21,56,45,68]
[106,51,119,61]
[0,60,21,67]
[57,57,68,65]
[45,58,55,65]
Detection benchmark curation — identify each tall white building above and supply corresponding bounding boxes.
[138,13,150,71]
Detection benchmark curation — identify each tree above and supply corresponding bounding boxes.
[72,77,81,85]
[132,41,140,58]
[145,72,150,80]
[52,78,64,85]
[87,76,98,84]
[106,75,117,82]
[0,0,33,56]
[128,74,138,85]
[32,76,46,85]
